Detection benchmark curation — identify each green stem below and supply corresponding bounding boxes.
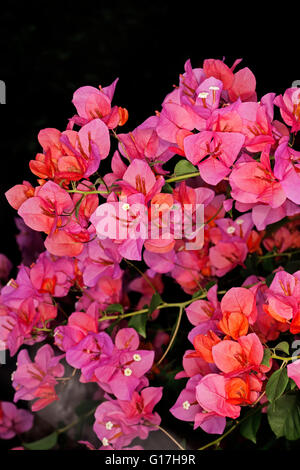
[67,189,109,195]
[99,292,211,323]
[258,250,300,261]
[165,171,200,184]
[198,404,266,451]
[198,422,239,451]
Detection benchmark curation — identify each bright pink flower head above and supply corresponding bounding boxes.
[209,240,248,277]
[76,237,123,288]
[93,387,162,448]
[184,131,245,185]
[211,333,264,375]
[118,159,165,203]
[66,332,114,382]
[12,344,65,411]
[5,181,35,210]
[221,287,257,324]
[263,270,300,333]
[94,328,155,400]
[18,181,74,235]
[230,152,286,210]
[117,116,174,174]
[196,373,241,419]
[274,137,300,205]
[70,79,128,129]
[0,295,57,356]
[274,87,300,133]
[185,284,221,326]
[90,193,148,261]
[236,101,275,152]
[29,251,75,297]
[0,402,33,439]
[196,372,262,419]
[54,302,99,352]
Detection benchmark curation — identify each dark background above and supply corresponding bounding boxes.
[0,1,299,266]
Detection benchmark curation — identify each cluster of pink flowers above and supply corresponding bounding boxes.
[1,57,300,450]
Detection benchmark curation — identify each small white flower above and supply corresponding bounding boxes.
[236,218,244,225]
[105,421,114,430]
[182,400,191,410]
[122,203,130,211]
[133,354,141,362]
[227,226,236,234]
[102,437,109,447]
[124,367,132,376]
[209,86,220,91]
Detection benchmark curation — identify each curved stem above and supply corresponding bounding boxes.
[98,292,210,323]
[155,305,184,366]
[271,354,300,362]
[124,259,157,294]
[198,422,239,451]
[67,189,109,195]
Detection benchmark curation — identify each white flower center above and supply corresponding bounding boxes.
[133,354,141,362]
[102,437,109,447]
[198,92,209,99]
[124,367,132,376]
[182,400,191,410]
[227,226,236,234]
[122,203,130,211]
[105,421,114,430]
[236,218,244,225]
[209,86,220,91]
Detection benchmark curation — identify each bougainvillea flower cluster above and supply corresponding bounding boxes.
[2,57,300,450]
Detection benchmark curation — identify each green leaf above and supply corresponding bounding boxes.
[23,431,58,450]
[261,348,272,367]
[148,292,162,316]
[173,159,197,177]
[266,368,289,403]
[240,410,262,444]
[268,393,300,440]
[274,341,290,355]
[104,303,124,314]
[128,312,148,338]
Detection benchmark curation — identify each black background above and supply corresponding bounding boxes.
[0,1,299,266]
